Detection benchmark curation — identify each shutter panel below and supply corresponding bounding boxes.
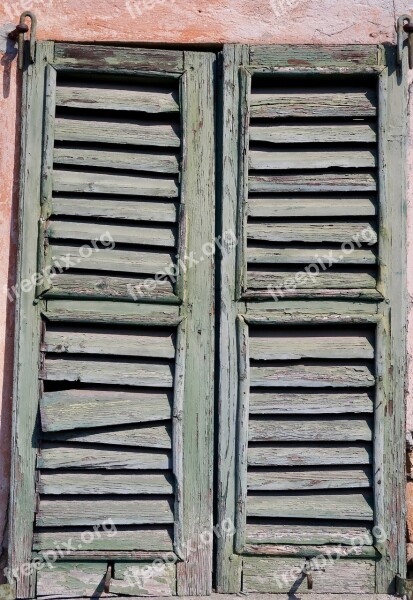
[217,45,407,595]
[10,44,215,598]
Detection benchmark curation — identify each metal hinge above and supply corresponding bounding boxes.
[396,574,413,599]
[397,14,413,69]
[7,11,37,70]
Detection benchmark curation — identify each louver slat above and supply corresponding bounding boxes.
[38,472,174,495]
[51,198,178,222]
[248,197,377,218]
[249,123,376,144]
[54,147,180,173]
[247,467,372,490]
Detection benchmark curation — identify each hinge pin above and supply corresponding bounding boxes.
[8,11,37,70]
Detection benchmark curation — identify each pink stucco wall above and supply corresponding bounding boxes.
[0,0,413,563]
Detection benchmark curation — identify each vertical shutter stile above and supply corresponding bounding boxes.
[217,44,408,595]
[10,43,215,598]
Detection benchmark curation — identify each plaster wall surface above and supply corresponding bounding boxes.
[0,0,413,571]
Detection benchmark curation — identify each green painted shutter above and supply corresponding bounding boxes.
[217,45,408,594]
[10,43,215,598]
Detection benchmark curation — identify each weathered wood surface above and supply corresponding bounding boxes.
[248,417,373,442]
[249,331,374,359]
[243,288,383,300]
[50,245,174,274]
[36,498,174,526]
[38,445,171,470]
[248,270,377,290]
[247,246,376,265]
[43,327,175,358]
[47,274,175,301]
[250,123,376,144]
[51,197,178,223]
[249,391,373,414]
[54,43,185,73]
[48,220,176,247]
[246,523,373,545]
[249,45,381,68]
[36,561,109,597]
[242,544,378,558]
[111,563,176,596]
[38,472,174,495]
[243,556,376,593]
[245,300,379,324]
[45,423,172,449]
[247,492,373,520]
[247,467,372,490]
[42,356,174,387]
[56,83,180,113]
[54,146,180,173]
[248,443,372,466]
[44,300,180,325]
[55,117,181,147]
[249,173,377,193]
[33,527,174,551]
[249,149,376,170]
[250,364,375,387]
[248,196,377,218]
[52,170,179,197]
[41,387,172,431]
[250,88,377,118]
[247,221,377,243]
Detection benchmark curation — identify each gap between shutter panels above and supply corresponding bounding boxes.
[246,76,379,294]
[43,71,182,302]
[245,324,376,543]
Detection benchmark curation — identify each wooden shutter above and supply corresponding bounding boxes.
[217,45,408,594]
[10,43,215,598]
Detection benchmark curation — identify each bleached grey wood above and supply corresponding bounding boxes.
[44,300,180,326]
[249,331,374,360]
[41,388,172,432]
[247,467,372,490]
[37,444,171,470]
[250,88,377,118]
[172,321,185,560]
[243,288,383,301]
[52,170,179,197]
[36,562,110,598]
[245,300,379,324]
[242,544,378,558]
[33,527,174,551]
[36,498,174,527]
[54,117,181,147]
[249,149,376,170]
[247,492,373,520]
[51,197,178,222]
[37,472,174,495]
[56,83,180,112]
[50,244,174,275]
[250,364,375,387]
[248,443,372,466]
[248,196,377,218]
[248,417,372,442]
[45,423,172,449]
[245,523,373,546]
[42,356,174,387]
[248,270,376,290]
[111,562,176,596]
[243,557,376,594]
[247,246,376,265]
[247,221,377,244]
[250,123,376,144]
[54,146,180,173]
[249,172,377,192]
[249,391,373,414]
[43,327,175,358]
[249,44,381,68]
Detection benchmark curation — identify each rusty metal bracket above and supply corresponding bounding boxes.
[104,564,112,593]
[397,14,413,69]
[302,562,314,591]
[8,11,37,70]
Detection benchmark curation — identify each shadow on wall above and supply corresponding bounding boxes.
[0,32,21,584]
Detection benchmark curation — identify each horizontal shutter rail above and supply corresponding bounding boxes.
[33,526,174,551]
[36,498,175,527]
[41,387,172,432]
[248,196,377,218]
[250,88,377,118]
[55,83,180,113]
[44,423,172,449]
[247,467,372,491]
[37,472,174,495]
[51,197,179,223]
[54,146,180,173]
[38,444,172,470]
[248,45,381,69]
[247,491,374,520]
